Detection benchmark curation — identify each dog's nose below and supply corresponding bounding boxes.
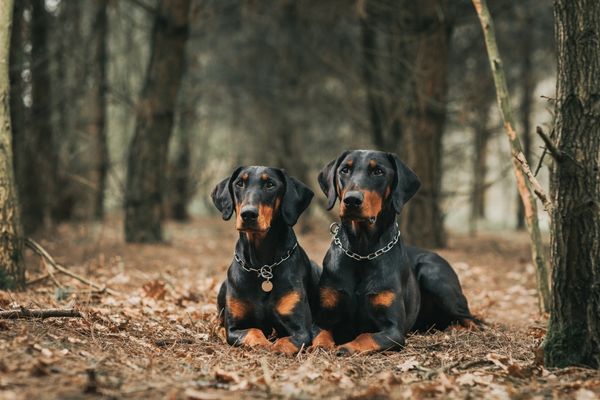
[240,205,259,222]
[343,191,364,207]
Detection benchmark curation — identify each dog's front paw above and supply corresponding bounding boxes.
[241,328,271,348]
[272,337,299,355]
[310,330,336,351]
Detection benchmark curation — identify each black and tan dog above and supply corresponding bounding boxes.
[212,166,319,354]
[312,150,478,355]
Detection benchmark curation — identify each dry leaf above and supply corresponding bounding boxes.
[214,368,239,384]
[397,357,419,372]
[142,280,167,300]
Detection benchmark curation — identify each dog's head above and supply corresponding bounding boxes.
[211,166,314,232]
[318,150,420,223]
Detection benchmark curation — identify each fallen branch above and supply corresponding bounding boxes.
[514,152,553,212]
[0,307,82,319]
[154,338,194,347]
[25,238,120,296]
[26,272,52,286]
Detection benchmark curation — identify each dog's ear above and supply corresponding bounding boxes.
[318,151,350,210]
[210,166,243,220]
[387,153,421,214]
[278,171,314,226]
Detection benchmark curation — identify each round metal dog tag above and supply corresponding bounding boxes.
[261,280,273,292]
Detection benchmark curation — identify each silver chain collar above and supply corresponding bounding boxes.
[234,242,298,280]
[329,222,401,261]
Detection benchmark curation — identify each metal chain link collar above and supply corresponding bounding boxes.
[234,242,298,280]
[329,222,401,261]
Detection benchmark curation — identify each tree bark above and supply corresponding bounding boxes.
[8,0,27,226]
[168,107,192,221]
[124,0,191,243]
[544,0,600,368]
[0,0,25,290]
[81,0,109,220]
[516,8,534,231]
[401,0,451,248]
[469,107,492,236]
[27,0,57,232]
[472,0,550,313]
[360,0,408,150]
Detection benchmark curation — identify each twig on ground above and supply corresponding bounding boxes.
[154,338,194,347]
[25,238,120,296]
[41,257,65,290]
[26,273,52,286]
[514,152,553,212]
[0,307,82,319]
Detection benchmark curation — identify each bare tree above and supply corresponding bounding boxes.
[124,0,192,242]
[26,0,57,232]
[81,0,109,220]
[544,0,600,368]
[401,0,453,248]
[0,0,25,289]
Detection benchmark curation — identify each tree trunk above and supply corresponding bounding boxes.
[81,0,109,220]
[27,0,56,232]
[516,8,534,231]
[52,1,82,221]
[544,0,600,369]
[0,0,25,290]
[8,0,27,224]
[360,0,408,150]
[168,108,192,221]
[124,0,191,243]
[401,0,451,248]
[469,109,491,236]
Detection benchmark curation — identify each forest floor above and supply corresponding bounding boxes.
[1,217,599,400]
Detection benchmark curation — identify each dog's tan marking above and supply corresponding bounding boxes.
[227,296,250,320]
[312,330,335,349]
[276,291,300,316]
[339,333,379,354]
[242,328,271,347]
[272,336,298,355]
[320,287,340,309]
[370,291,396,307]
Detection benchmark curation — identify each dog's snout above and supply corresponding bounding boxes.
[343,191,364,207]
[240,205,259,222]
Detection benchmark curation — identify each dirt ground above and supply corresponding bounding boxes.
[1,217,598,399]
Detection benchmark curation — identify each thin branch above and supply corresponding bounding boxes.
[0,307,82,319]
[536,126,564,161]
[534,146,548,177]
[25,239,120,296]
[514,152,553,212]
[41,257,64,290]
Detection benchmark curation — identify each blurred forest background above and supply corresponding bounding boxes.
[2,0,600,397]
[9,0,556,247]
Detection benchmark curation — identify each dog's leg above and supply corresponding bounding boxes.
[336,291,406,355]
[271,290,312,355]
[224,294,271,348]
[311,286,347,349]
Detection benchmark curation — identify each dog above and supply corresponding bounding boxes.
[312,150,479,355]
[212,166,320,354]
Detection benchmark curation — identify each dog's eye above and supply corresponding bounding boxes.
[373,167,384,176]
[235,180,244,188]
[340,166,350,174]
[265,180,275,189]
